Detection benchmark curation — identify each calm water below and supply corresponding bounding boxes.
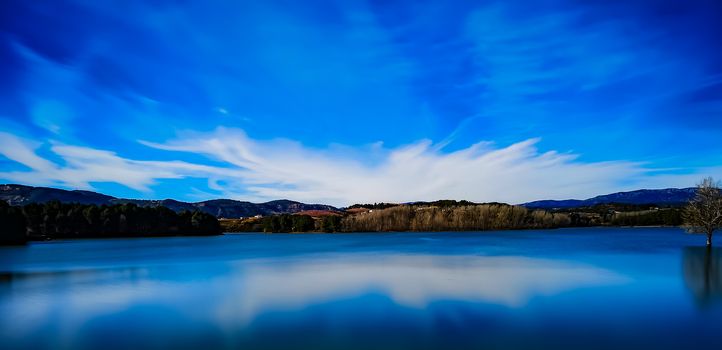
[1,227,721,350]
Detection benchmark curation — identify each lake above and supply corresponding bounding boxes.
[1,227,721,350]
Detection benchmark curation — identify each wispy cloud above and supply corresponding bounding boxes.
[143,127,713,205]
[0,132,233,192]
[2,0,722,200]
[1,128,718,205]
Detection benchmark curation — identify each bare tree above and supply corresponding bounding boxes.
[684,178,722,247]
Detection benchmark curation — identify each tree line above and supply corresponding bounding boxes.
[1,200,221,244]
[220,214,343,233]
[347,200,484,210]
[340,204,571,232]
[220,202,688,234]
[609,209,682,226]
[347,202,400,210]
[532,202,684,227]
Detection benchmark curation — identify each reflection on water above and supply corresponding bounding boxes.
[197,255,628,325]
[683,247,722,306]
[0,254,627,337]
[1,229,722,350]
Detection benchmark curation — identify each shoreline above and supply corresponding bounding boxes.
[2,225,688,246]
[224,224,684,234]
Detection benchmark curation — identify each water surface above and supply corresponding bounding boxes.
[1,227,721,349]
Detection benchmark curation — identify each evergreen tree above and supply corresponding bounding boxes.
[0,201,27,245]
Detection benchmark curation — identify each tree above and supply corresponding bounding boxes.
[10,202,221,239]
[321,215,342,232]
[684,178,722,247]
[191,210,221,234]
[0,201,27,245]
[292,215,314,232]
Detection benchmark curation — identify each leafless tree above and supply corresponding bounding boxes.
[684,178,722,247]
[341,204,570,232]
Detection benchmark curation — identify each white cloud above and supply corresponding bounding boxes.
[0,132,235,192]
[0,132,57,173]
[142,127,716,205]
[0,128,717,205]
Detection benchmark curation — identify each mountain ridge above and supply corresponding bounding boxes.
[0,184,336,218]
[521,187,696,209]
[1,184,699,216]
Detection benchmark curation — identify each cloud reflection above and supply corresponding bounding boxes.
[222,254,627,322]
[0,253,629,342]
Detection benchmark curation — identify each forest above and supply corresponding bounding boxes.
[219,202,685,233]
[220,214,342,233]
[219,203,570,233]
[3,199,687,243]
[1,200,221,244]
[555,203,683,227]
[341,204,571,232]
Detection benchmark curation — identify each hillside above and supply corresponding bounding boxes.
[0,184,337,218]
[1,184,700,219]
[522,188,696,209]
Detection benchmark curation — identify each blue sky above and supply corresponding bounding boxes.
[1,0,721,205]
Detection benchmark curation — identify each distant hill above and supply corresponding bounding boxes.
[0,184,337,218]
[522,188,697,209]
[1,184,700,217]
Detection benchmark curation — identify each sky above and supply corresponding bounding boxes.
[1,0,722,206]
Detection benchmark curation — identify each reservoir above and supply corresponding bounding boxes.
[1,227,720,349]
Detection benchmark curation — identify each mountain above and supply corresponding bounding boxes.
[522,188,697,209]
[0,184,115,206]
[1,184,699,216]
[0,184,337,218]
